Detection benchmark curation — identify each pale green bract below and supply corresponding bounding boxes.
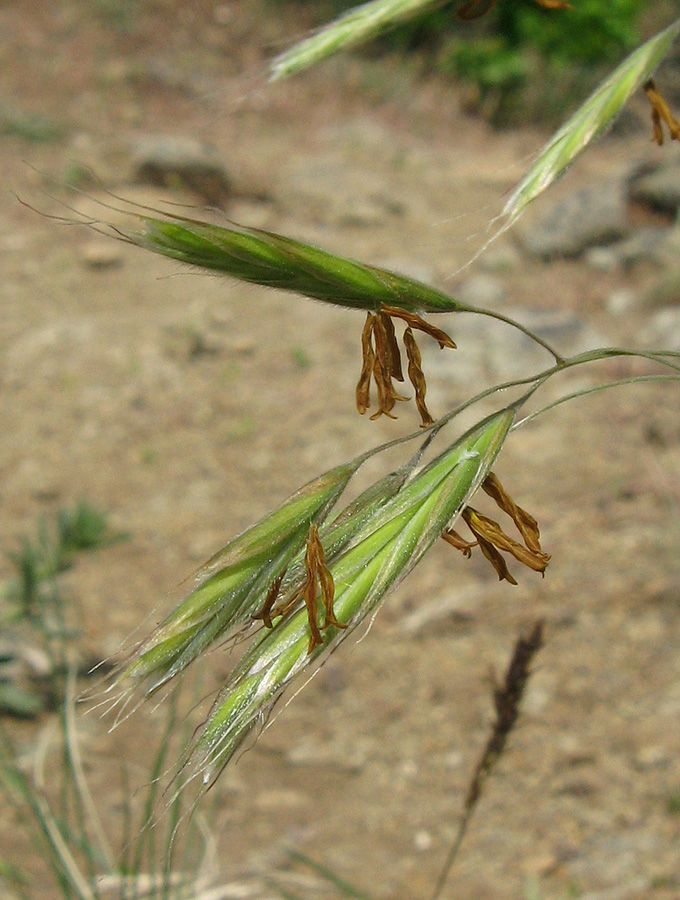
[502,19,680,225]
[185,407,514,782]
[270,0,450,81]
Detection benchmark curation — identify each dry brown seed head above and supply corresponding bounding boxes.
[644,79,680,145]
[370,331,408,421]
[355,307,454,424]
[273,524,342,654]
[464,512,519,584]
[303,524,324,652]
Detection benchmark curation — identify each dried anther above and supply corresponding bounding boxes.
[442,529,477,557]
[643,79,680,146]
[252,566,288,629]
[481,472,542,553]
[381,305,456,351]
[254,524,345,654]
[300,523,346,653]
[355,306,455,426]
[443,473,550,583]
[457,0,569,21]
[404,327,434,427]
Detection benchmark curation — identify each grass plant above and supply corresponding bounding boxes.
[0,674,220,900]
[7,0,680,896]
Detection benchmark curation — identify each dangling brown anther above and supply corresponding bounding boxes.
[442,528,478,558]
[355,305,455,426]
[481,472,543,554]
[644,79,680,146]
[302,524,346,654]
[403,327,435,427]
[442,472,550,584]
[252,566,288,628]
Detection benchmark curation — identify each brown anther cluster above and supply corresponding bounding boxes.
[457,0,569,21]
[442,472,550,584]
[253,524,345,654]
[643,79,680,146]
[356,305,456,427]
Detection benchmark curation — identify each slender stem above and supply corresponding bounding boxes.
[512,374,680,430]
[472,306,566,364]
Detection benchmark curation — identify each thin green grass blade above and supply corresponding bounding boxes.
[126,214,468,315]
[503,18,680,225]
[270,0,451,80]
[0,756,94,900]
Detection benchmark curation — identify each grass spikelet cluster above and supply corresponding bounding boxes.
[179,408,514,782]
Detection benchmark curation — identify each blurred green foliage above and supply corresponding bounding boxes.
[495,0,648,65]
[278,0,648,60]
[277,0,651,123]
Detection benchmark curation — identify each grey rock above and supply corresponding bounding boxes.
[628,153,680,215]
[613,226,668,270]
[131,135,231,206]
[422,307,608,392]
[586,227,668,273]
[518,180,629,259]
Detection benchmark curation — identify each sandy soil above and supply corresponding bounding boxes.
[1,2,679,898]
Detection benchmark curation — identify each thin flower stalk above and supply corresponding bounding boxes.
[183,408,515,781]
[502,18,680,226]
